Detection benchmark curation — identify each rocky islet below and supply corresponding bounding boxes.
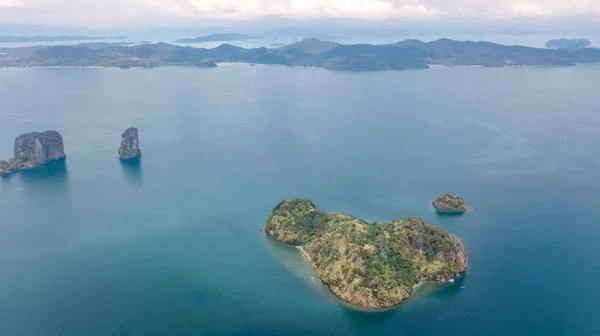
[432,194,469,214]
[1,127,144,173]
[0,130,66,174]
[118,127,142,160]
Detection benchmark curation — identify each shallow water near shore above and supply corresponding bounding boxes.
[1,65,600,335]
[269,235,456,313]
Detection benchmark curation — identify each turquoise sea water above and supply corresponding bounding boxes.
[1,64,600,335]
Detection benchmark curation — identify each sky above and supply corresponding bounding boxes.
[1,0,599,29]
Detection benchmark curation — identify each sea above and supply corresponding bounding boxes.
[0,64,600,335]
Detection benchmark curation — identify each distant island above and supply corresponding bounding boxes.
[0,131,66,174]
[1,38,599,70]
[74,42,137,49]
[432,194,469,214]
[175,33,258,43]
[276,37,339,54]
[0,35,121,43]
[265,199,468,308]
[546,38,591,52]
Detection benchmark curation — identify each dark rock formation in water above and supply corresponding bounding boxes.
[118,127,141,160]
[0,130,66,174]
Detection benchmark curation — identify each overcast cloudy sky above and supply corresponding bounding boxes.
[1,0,599,27]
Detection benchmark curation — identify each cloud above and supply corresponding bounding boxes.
[0,0,24,8]
[507,0,600,17]
[3,0,600,25]
[132,0,600,19]
[510,1,546,16]
[138,0,439,19]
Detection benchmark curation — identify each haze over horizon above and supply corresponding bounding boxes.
[1,0,600,34]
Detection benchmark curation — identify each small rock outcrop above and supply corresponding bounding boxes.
[0,130,66,174]
[118,127,141,160]
[432,194,469,213]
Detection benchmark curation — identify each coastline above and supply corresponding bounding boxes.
[262,230,364,309]
[431,198,469,214]
[0,62,591,71]
[433,207,469,214]
[0,157,66,175]
[295,245,424,311]
[297,246,319,274]
[0,65,214,70]
[0,66,125,69]
[262,227,463,311]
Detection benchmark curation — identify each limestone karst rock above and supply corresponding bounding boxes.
[118,127,141,160]
[0,130,66,174]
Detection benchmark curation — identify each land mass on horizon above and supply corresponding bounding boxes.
[175,33,258,43]
[265,199,468,308]
[1,37,599,71]
[545,38,591,52]
[0,35,127,43]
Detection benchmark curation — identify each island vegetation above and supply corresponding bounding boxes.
[0,38,599,70]
[275,38,339,54]
[432,194,469,214]
[265,199,468,308]
[0,131,66,174]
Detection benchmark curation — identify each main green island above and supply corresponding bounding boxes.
[265,199,468,308]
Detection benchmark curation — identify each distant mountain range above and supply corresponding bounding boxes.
[0,35,128,43]
[1,38,599,70]
[175,33,258,43]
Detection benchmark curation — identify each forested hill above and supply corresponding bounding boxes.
[1,38,599,71]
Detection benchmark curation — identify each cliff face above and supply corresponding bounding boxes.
[118,127,141,159]
[0,131,66,174]
[265,199,468,308]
